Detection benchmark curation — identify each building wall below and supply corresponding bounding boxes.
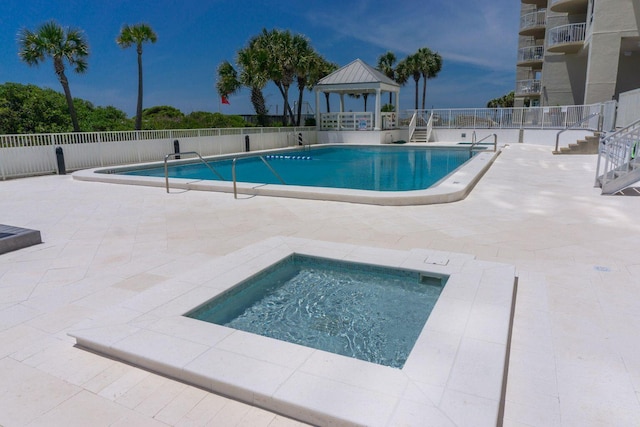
[516,0,640,106]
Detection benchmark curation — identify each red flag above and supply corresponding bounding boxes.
[221,96,230,105]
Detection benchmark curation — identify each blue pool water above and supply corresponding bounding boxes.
[186,254,446,368]
[122,145,474,192]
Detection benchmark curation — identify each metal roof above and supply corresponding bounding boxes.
[316,58,399,88]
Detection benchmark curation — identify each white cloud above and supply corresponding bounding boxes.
[305,0,519,72]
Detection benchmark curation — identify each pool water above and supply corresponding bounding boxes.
[122,145,475,192]
[186,254,447,368]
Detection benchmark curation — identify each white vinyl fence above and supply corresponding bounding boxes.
[0,127,316,180]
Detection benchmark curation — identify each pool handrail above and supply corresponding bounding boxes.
[232,155,286,199]
[470,133,498,153]
[164,151,225,193]
[554,112,600,153]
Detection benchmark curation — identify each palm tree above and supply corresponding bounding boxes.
[397,54,421,109]
[18,20,89,132]
[416,48,442,110]
[116,23,157,130]
[377,51,397,105]
[315,58,339,113]
[216,39,270,126]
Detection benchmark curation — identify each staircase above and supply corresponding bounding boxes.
[595,118,640,195]
[555,133,601,154]
[411,129,429,143]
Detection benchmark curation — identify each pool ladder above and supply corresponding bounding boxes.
[470,132,498,155]
[232,156,286,199]
[164,151,224,193]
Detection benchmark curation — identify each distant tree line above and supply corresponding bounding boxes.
[217,29,444,122]
[11,20,447,134]
[487,91,515,108]
[0,83,249,134]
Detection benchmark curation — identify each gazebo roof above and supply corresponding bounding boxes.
[315,58,399,94]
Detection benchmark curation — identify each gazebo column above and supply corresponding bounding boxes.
[315,89,321,129]
[374,89,381,131]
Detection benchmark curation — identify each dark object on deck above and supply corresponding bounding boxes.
[298,133,303,146]
[55,146,66,174]
[0,224,42,255]
[393,140,407,144]
[173,140,180,159]
[245,135,250,152]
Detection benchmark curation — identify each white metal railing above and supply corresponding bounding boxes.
[517,46,545,63]
[516,79,542,95]
[408,111,417,142]
[426,112,434,143]
[381,112,397,129]
[596,118,640,192]
[320,112,374,130]
[548,22,586,48]
[520,10,547,31]
[425,104,605,130]
[0,126,316,180]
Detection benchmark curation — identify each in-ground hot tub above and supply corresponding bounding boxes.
[70,237,517,426]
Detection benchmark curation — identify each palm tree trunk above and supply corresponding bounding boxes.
[324,93,330,113]
[55,65,80,132]
[296,84,305,126]
[136,46,144,130]
[414,77,420,110]
[421,76,427,110]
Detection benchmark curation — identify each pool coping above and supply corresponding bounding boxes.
[72,144,501,206]
[69,237,516,426]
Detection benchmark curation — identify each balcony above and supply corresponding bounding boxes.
[547,23,586,53]
[522,0,548,7]
[517,46,545,66]
[549,0,588,14]
[520,10,547,36]
[516,79,541,96]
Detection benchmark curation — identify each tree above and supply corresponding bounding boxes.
[416,48,442,110]
[18,20,89,132]
[116,23,157,130]
[396,54,421,109]
[487,91,514,108]
[377,51,397,105]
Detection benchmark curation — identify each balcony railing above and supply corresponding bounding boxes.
[520,10,547,35]
[547,23,586,53]
[517,46,545,64]
[516,79,542,96]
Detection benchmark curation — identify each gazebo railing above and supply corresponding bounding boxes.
[319,112,397,131]
[320,112,373,130]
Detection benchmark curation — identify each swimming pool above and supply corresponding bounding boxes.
[73,143,500,205]
[186,254,446,368]
[122,145,474,192]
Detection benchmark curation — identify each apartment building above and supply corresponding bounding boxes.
[515,0,640,107]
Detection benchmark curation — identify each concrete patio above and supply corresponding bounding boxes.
[1,143,639,426]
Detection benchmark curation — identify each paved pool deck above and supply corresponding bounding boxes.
[1,143,640,426]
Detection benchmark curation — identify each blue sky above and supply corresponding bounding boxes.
[0,0,519,117]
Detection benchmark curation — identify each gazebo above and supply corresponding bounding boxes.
[314,59,401,143]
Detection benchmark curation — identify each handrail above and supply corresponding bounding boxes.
[554,112,600,152]
[231,155,286,199]
[470,133,497,153]
[408,111,418,142]
[164,151,225,193]
[596,116,640,188]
